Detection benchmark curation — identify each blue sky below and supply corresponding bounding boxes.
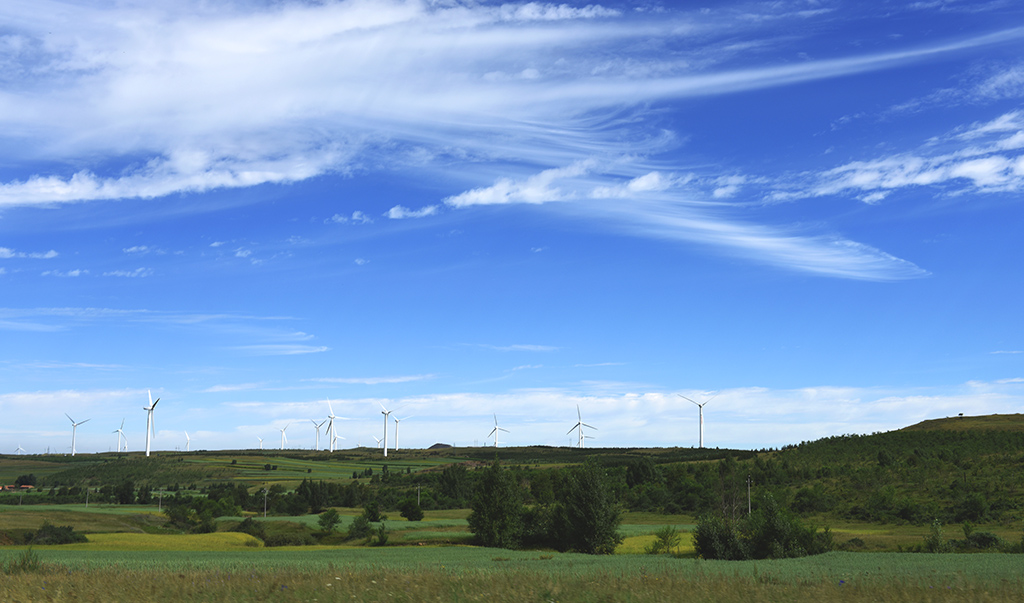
[2,0,1023,455]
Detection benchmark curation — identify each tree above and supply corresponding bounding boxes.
[467,459,524,549]
[553,460,623,554]
[399,498,424,521]
[318,508,340,533]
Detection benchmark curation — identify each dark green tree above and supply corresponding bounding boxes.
[553,460,622,554]
[467,459,524,549]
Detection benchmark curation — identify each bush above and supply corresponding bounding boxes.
[26,522,87,545]
[553,460,623,555]
[645,526,681,555]
[362,501,383,523]
[694,494,832,560]
[232,517,266,541]
[372,522,389,546]
[263,533,315,547]
[318,509,340,533]
[399,499,424,522]
[347,515,371,540]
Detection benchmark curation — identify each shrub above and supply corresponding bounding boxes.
[232,517,266,541]
[924,518,951,553]
[694,494,832,560]
[318,509,341,533]
[552,460,622,555]
[347,515,371,540]
[645,526,682,555]
[373,522,389,546]
[26,522,87,545]
[362,501,383,523]
[399,499,424,522]
[263,533,315,547]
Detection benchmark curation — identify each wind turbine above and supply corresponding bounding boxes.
[143,390,160,457]
[332,433,345,450]
[373,435,382,449]
[378,402,394,457]
[113,419,127,453]
[15,444,25,455]
[488,414,509,447]
[257,436,264,450]
[567,405,597,448]
[326,398,344,453]
[184,431,191,452]
[678,393,718,448]
[311,419,327,450]
[66,413,90,456]
[394,415,413,451]
[279,423,290,450]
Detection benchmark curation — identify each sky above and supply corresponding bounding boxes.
[1,0,1023,456]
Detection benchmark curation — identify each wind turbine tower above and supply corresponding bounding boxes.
[184,431,191,452]
[567,405,597,448]
[488,414,509,447]
[326,398,341,453]
[143,390,160,457]
[378,402,394,457]
[113,419,127,453]
[66,413,90,456]
[257,436,264,450]
[394,415,413,451]
[279,423,290,450]
[678,393,718,448]
[312,419,326,450]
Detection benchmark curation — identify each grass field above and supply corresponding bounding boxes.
[2,549,1022,602]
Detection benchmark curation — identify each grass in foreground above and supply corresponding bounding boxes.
[2,552,1023,602]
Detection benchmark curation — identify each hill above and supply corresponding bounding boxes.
[901,413,1024,432]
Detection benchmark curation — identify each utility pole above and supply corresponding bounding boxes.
[747,474,752,515]
[417,485,421,506]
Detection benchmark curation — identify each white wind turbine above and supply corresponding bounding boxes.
[332,432,345,450]
[66,413,90,456]
[279,423,290,450]
[567,405,597,448]
[311,419,327,451]
[113,419,127,453]
[678,393,718,448]
[373,435,382,449]
[143,390,160,457]
[257,436,264,450]
[394,415,413,451]
[15,444,25,455]
[488,414,509,447]
[326,398,346,453]
[184,431,191,452]
[378,402,396,457]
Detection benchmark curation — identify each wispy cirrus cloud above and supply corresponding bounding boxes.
[104,268,153,278]
[309,374,436,385]
[1,2,1021,281]
[476,344,559,352]
[233,344,330,356]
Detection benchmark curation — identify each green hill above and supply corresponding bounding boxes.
[901,413,1024,432]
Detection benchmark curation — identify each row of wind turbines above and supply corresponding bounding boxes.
[42,391,720,457]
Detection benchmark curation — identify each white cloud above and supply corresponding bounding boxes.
[479,344,559,352]
[354,258,369,265]
[41,269,86,277]
[103,268,152,278]
[0,247,58,259]
[385,204,439,219]
[445,160,596,207]
[310,374,436,385]
[123,245,150,254]
[234,344,330,355]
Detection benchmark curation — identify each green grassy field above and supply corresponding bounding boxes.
[2,548,1022,602]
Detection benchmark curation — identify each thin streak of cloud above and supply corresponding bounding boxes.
[310,374,436,385]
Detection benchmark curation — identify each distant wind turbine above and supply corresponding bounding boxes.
[15,444,25,455]
[143,390,160,457]
[326,398,347,453]
[678,393,718,448]
[184,431,191,452]
[394,415,413,451]
[567,405,597,448]
[311,419,327,450]
[66,413,90,456]
[378,402,395,457]
[373,435,382,449]
[488,414,509,447]
[257,436,264,450]
[113,419,127,453]
[280,423,290,450]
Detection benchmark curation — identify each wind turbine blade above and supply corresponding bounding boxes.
[582,423,597,430]
[488,428,497,438]
[498,427,509,433]
[80,418,91,425]
[152,398,160,408]
[66,413,75,423]
[677,393,697,405]
[567,424,580,435]
[149,390,153,405]
[120,418,125,429]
